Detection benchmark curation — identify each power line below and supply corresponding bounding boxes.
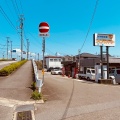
[0,5,18,31]
[19,0,24,14]
[80,0,99,51]
[5,0,16,20]
[11,0,19,18]
[14,0,20,15]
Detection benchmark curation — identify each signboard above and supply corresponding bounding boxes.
[39,22,49,36]
[39,33,49,36]
[93,33,115,46]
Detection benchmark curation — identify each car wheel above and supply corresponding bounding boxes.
[87,77,90,81]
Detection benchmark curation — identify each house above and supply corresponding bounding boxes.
[62,52,120,78]
[45,56,63,69]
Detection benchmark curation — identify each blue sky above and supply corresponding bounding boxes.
[0,0,120,59]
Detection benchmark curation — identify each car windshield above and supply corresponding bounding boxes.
[117,70,120,74]
[91,70,95,73]
[109,70,115,74]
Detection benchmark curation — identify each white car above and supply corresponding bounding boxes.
[51,69,62,75]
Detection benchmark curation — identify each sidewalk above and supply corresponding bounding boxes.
[0,60,34,120]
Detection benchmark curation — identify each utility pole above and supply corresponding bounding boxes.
[11,41,12,59]
[19,15,24,60]
[2,51,5,59]
[38,53,39,61]
[78,49,80,72]
[27,39,30,60]
[6,37,9,60]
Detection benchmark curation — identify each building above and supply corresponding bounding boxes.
[45,56,63,69]
[62,53,120,78]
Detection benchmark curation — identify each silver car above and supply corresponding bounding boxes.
[51,69,62,75]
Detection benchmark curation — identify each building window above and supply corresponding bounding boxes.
[50,59,53,62]
[54,59,58,62]
[59,59,61,62]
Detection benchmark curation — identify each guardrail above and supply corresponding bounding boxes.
[32,59,43,93]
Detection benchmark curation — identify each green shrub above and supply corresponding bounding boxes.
[31,82,36,91]
[0,60,27,76]
[31,91,42,100]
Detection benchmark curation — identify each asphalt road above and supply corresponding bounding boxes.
[0,62,120,120]
[35,71,120,120]
[0,61,17,70]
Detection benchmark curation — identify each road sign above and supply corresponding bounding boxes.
[39,22,49,33]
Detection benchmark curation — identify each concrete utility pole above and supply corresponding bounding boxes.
[2,51,5,59]
[6,37,9,59]
[11,41,12,59]
[19,15,24,60]
[38,53,39,61]
[27,39,30,60]
[78,49,80,72]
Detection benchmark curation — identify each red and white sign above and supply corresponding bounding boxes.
[39,22,49,33]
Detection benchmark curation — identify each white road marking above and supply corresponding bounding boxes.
[0,97,44,108]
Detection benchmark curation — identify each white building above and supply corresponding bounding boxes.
[45,56,63,69]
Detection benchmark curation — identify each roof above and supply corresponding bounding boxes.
[76,53,99,58]
[45,56,63,58]
[109,57,120,63]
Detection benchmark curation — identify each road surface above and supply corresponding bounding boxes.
[35,71,120,120]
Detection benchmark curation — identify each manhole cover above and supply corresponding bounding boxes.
[17,111,32,120]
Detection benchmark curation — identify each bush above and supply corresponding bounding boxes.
[31,82,36,91]
[31,90,42,100]
[0,60,27,76]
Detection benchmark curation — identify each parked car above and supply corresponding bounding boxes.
[51,69,62,75]
[78,68,95,80]
[47,67,54,72]
[109,69,120,84]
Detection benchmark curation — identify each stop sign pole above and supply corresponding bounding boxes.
[39,22,49,85]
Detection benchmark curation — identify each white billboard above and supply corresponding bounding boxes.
[93,33,115,46]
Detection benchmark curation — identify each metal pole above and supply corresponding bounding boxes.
[106,46,109,79]
[100,46,103,79]
[42,37,45,84]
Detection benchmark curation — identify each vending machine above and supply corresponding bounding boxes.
[95,65,107,82]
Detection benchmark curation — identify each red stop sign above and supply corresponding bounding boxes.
[39,22,49,33]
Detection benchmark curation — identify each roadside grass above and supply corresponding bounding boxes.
[0,60,27,76]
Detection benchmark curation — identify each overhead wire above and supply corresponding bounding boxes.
[80,0,99,52]
[5,0,16,21]
[14,0,20,15]
[0,5,18,31]
[11,0,19,18]
[19,0,24,14]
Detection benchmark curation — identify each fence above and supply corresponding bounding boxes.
[32,59,43,93]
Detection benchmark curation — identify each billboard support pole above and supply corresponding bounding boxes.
[106,46,109,79]
[100,46,103,79]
